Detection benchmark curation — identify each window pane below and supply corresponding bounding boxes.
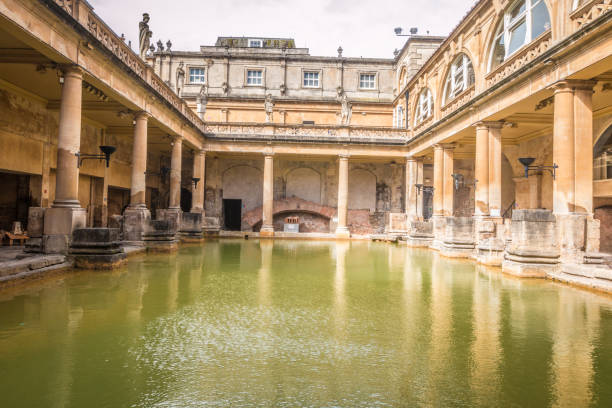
[510,0,526,20]
[531,0,550,39]
[491,34,505,69]
[508,19,527,55]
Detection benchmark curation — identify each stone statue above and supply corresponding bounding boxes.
[197,85,208,119]
[138,13,152,59]
[175,62,185,96]
[340,93,352,125]
[156,39,164,52]
[264,94,274,123]
[166,40,172,52]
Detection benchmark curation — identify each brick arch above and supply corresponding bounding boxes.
[242,197,336,230]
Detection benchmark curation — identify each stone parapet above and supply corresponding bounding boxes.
[70,228,126,269]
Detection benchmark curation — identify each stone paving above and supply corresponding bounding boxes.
[0,246,70,284]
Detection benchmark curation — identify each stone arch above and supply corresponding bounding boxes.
[349,168,377,210]
[437,51,477,108]
[412,87,434,127]
[222,165,262,211]
[285,167,322,204]
[398,65,408,90]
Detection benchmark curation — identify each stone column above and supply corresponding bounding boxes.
[260,153,275,237]
[130,112,149,207]
[416,158,424,220]
[336,154,350,238]
[442,144,455,217]
[474,123,490,216]
[53,66,83,208]
[488,123,503,217]
[433,145,444,217]
[123,112,152,242]
[169,137,182,209]
[552,82,575,215]
[405,156,418,220]
[574,85,594,214]
[43,65,87,253]
[191,149,205,214]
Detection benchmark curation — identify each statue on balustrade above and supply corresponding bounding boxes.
[340,93,352,126]
[138,13,152,59]
[265,94,274,123]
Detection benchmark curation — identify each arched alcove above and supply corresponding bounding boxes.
[286,167,321,204]
[348,169,376,210]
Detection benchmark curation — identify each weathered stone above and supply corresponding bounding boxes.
[441,216,475,258]
[143,220,178,252]
[123,207,151,242]
[70,228,126,270]
[179,212,203,241]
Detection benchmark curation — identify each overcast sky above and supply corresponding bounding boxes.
[89,0,476,59]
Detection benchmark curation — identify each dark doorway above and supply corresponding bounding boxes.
[423,190,433,220]
[181,188,192,213]
[223,199,242,231]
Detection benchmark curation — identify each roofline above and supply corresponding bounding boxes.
[154,50,395,64]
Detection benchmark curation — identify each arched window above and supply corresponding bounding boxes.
[399,66,408,89]
[489,0,551,70]
[393,105,405,128]
[414,88,433,126]
[442,53,475,105]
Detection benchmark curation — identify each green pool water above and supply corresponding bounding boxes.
[1,240,611,407]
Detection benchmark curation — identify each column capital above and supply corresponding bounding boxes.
[133,111,151,121]
[263,151,275,158]
[170,134,182,143]
[198,147,207,156]
[473,120,504,130]
[549,79,597,94]
[59,64,83,78]
[406,156,417,163]
[338,153,350,160]
[434,143,456,151]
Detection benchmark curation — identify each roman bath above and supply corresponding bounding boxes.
[1,0,612,405]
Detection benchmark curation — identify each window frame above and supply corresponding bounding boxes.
[302,69,321,89]
[245,68,264,87]
[488,0,551,71]
[188,66,206,84]
[442,54,475,105]
[414,88,433,127]
[248,39,263,48]
[359,72,378,90]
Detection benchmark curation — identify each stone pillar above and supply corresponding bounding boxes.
[442,144,455,217]
[433,145,444,217]
[552,80,597,262]
[336,154,350,238]
[488,123,503,217]
[43,66,87,253]
[191,149,205,214]
[416,158,424,220]
[405,156,418,220]
[474,123,490,216]
[169,136,182,210]
[123,112,151,242]
[260,153,275,237]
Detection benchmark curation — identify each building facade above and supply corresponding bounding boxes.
[0,0,611,290]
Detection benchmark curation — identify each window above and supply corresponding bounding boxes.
[359,73,376,89]
[303,71,320,88]
[249,39,262,48]
[189,68,205,84]
[393,105,405,128]
[414,88,433,126]
[246,69,263,86]
[442,54,475,105]
[489,0,551,70]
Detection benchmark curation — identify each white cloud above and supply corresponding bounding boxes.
[89,0,476,58]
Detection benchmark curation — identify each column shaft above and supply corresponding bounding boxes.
[405,157,418,220]
[191,150,206,213]
[553,84,575,214]
[130,112,149,207]
[416,158,424,219]
[489,124,502,217]
[442,146,454,217]
[433,145,444,216]
[53,66,82,208]
[474,124,489,216]
[261,154,274,235]
[336,155,350,237]
[574,87,594,213]
[169,137,182,209]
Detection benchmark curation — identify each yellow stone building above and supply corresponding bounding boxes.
[0,0,611,291]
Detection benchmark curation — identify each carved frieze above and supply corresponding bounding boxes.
[571,0,612,29]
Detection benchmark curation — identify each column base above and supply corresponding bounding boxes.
[430,215,445,251]
[123,206,151,242]
[43,206,87,254]
[179,212,204,241]
[157,208,182,234]
[71,228,127,270]
[260,225,275,238]
[335,226,351,239]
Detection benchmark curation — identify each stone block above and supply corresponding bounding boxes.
[143,220,178,252]
[203,217,220,235]
[179,212,204,241]
[25,207,44,252]
[404,220,433,247]
[43,207,87,254]
[157,208,182,234]
[441,217,475,258]
[385,213,408,233]
[70,228,126,270]
[123,207,151,242]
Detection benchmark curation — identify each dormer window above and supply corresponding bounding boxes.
[249,39,263,48]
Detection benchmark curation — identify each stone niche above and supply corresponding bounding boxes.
[441,216,475,258]
[503,209,559,278]
[70,228,126,269]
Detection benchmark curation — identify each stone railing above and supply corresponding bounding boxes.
[49,0,206,134]
[440,86,475,117]
[205,123,409,144]
[485,31,553,89]
[571,0,612,29]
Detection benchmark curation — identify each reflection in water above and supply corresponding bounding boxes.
[0,240,611,407]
